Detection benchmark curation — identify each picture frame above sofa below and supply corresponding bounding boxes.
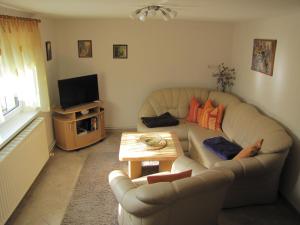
[251,39,277,76]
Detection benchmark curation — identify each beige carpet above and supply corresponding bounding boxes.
[60,133,300,225]
[60,137,158,225]
[60,149,126,225]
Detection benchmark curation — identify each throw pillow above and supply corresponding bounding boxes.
[197,99,213,124]
[147,169,192,184]
[234,139,264,160]
[203,136,243,160]
[141,112,179,128]
[199,104,225,131]
[186,96,200,123]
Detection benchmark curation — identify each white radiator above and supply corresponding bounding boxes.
[0,117,49,225]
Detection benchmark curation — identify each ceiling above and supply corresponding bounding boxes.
[1,0,300,21]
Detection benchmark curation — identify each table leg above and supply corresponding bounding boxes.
[128,161,142,179]
[159,160,173,172]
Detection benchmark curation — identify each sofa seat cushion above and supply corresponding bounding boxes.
[188,126,229,168]
[171,156,206,175]
[137,118,197,141]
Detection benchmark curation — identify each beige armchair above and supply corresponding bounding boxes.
[109,157,234,225]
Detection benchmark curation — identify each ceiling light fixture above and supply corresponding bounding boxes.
[130,5,177,21]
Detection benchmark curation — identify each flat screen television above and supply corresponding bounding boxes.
[58,74,99,109]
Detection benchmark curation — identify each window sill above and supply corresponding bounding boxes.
[0,110,39,149]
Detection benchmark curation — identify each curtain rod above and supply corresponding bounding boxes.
[0,14,41,23]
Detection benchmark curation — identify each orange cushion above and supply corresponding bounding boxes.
[186,96,200,123]
[197,99,213,125]
[203,99,213,109]
[147,170,192,184]
[234,139,264,160]
[199,104,225,131]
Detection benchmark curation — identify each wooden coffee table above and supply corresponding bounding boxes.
[119,132,183,179]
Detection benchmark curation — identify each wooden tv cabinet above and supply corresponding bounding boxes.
[53,101,105,151]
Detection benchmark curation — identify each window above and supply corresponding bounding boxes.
[0,95,20,116]
[0,17,50,125]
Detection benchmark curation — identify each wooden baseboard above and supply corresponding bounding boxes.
[105,127,136,133]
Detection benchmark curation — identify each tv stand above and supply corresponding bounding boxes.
[53,101,105,151]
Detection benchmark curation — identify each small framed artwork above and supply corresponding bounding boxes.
[45,41,52,61]
[113,44,128,59]
[78,40,92,58]
[251,39,277,76]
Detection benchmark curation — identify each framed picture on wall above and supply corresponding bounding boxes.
[45,41,52,61]
[78,40,92,58]
[113,44,128,59]
[251,39,277,76]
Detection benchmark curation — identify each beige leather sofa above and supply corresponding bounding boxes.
[109,157,234,225]
[137,88,293,208]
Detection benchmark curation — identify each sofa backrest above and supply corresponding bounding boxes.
[208,91,241,108]
[138,88,292,154]
[222,103,292,153]
[138,88,209,118]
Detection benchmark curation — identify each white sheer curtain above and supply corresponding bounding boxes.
[0,17,50,120]
[0,101,4,123]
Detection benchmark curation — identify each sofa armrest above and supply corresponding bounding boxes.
[171,156,206,175]
[136,169,234,204]
[109,170,165,217]
[212,152,287,179]
[108,170,136,202]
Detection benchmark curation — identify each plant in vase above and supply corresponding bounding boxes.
[212,63,236,92]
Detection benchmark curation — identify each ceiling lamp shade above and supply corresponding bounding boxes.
[130,5,177,21]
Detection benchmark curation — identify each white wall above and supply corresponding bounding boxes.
[231,12,300,211]
[54,19,234,129]
[0,5,31,17]
[38,17,59,107]
[38,17,59,149]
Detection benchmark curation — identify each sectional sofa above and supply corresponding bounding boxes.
[137,88,293,208]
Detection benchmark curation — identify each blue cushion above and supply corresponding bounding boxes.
[203,136,242,160]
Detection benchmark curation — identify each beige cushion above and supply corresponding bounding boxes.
[208,91,241,107]
[188,126,228,168]
[221,103,292,153]
[138,87,209,118]
[171,156,206,175]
